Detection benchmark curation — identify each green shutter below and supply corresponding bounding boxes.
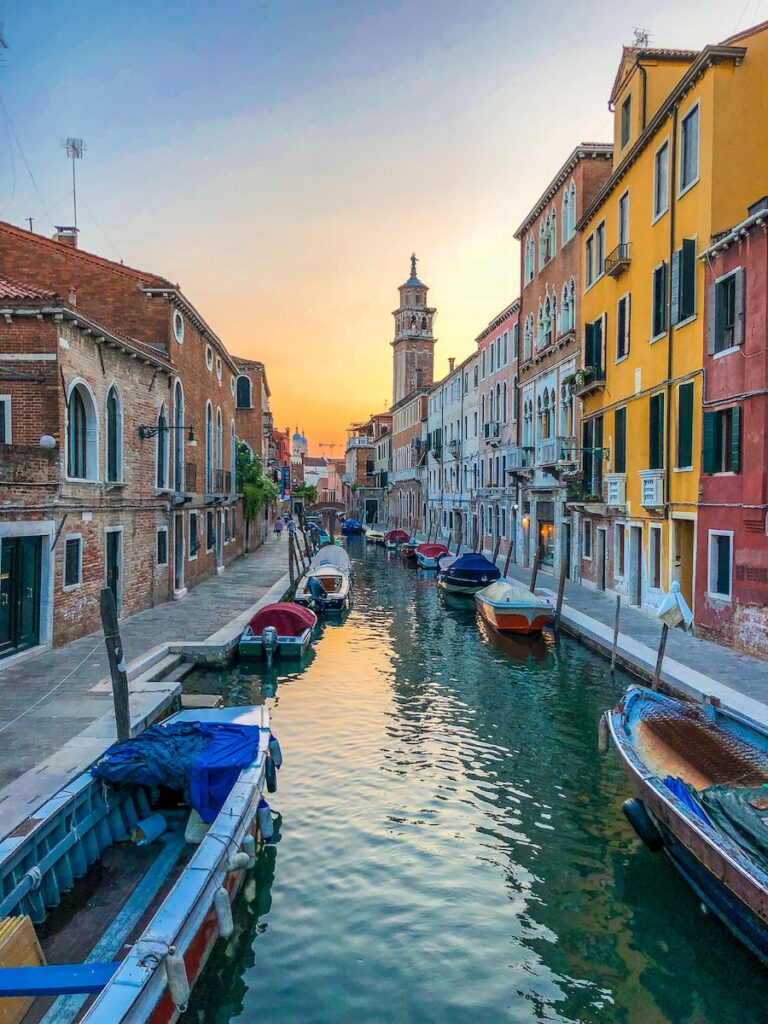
[582,419,593,491]
[584,321,595,369]
[677,381,694,468]
[731,405,741,473]
[734,267,746,346]
[653,263,667,336]
[649,393,664,470]
[702,411,717,473]
[614,406,626,473]
[670,250,681,325]
[681,239,696,320]
[706,283,717,354]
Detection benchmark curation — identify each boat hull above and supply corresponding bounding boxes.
[609,710,768,962]
[475,596,550,635]
[415,554,440,569]
[437,576,490,595]
[239,627,313,658]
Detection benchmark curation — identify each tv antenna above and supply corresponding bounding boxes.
[632,28,650,48]
[60,137,86,229]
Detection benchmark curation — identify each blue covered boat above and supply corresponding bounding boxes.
[608,685,768,961]
[341,518,363,535]
[436,553,501,594]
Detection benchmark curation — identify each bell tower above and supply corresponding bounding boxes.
[391,253,436,406]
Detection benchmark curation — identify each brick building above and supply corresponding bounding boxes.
[344,412,391,524]
[234,358,271,465]
[0,222,269,663]
[512,144,612,573]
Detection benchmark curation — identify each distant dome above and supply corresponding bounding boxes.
[292,430,303,441]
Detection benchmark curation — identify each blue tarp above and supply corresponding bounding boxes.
[447,554,499,573]
[663,775,712,825]
[92,722,262,823]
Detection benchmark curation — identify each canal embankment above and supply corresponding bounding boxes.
[0,536,290,841]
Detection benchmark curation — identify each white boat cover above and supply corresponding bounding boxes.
[477,580,550,606]
[311,546,351,571]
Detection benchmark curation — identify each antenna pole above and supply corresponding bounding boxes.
[72,152,77,229]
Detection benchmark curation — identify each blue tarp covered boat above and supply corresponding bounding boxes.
[436,553,501,594]
[341,518,363,535]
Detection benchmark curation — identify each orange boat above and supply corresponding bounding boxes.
[474,580,552,636]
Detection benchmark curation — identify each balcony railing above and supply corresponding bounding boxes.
[483,422,501,446]
[447,439,461,459]
[606,473,627,506]
[536,437,562,467]
[573,365,606,398]
[506,446,532,472]
[604,242,631,278]
[347,435,373,449]
[640,469,665,508]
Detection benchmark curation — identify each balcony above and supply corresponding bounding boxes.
[347,435,373,449]
[604,242,631,278]
[639,469,665,508]
[572,365,606,398]
[557,437,578,466]
[447,439,461,459]
[536,437,562,467]
[483,422,501,447]
[506,446,532,473]
[605,473,627,507]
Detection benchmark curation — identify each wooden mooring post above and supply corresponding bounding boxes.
[529,545,541,594]
[502,541,513,579]
[100,587,131,743]
[288,532,296,584]
[652,623,669,691]
[492,534,501,566]
[610,595,621,674]
[553,550,568,638]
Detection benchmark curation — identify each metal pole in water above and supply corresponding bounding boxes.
[100,587,131,743]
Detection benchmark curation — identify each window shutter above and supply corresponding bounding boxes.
[677,381,694,468]
[706,282,717,354]
[734,267,746,346]
[599,313,607,376]
[649,393,664,470]
[731,405,741,473]
[614,407,626,473]
[670,249,681,325]
[716,535,731,597]
[681,239,696,320]
[625,294,631,356]
[702,411,716,473]
[584,321,595,369]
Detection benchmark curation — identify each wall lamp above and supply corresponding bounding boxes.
[138,424,197,446]
[563,445,610,461]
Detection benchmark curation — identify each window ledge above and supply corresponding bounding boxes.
[673,466,693,473]
[651,207,669,226]
[713,346,740,360]
[674,313,697,330]
[62,582,82,593]
[105,481,126,491]
[65,476,100,485]
[706,591,732,604]
[615,354,629,365]
[650,331,667,344]
[678,176,700,201]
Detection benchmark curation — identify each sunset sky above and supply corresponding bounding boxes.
[0,0,748,453]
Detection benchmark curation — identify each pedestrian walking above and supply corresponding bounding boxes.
[274,516,284,539]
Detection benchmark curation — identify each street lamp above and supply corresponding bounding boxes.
[138,424,196,446]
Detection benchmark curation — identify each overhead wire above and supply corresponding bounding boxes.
[0,94,55,228]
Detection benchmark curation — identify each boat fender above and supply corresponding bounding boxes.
[597,713,610,755]
[258,798,274,841]
[622,798,664,853]
[265,754,278,793]
[243,833,257,868]
[227,850,251,872]
[165,947,190,1012]
[214,885,234,940]
[269,734,283,768]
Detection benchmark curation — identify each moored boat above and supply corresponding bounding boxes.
[295,557,352,613]
[436,553,501,594]
[341,518,363,535]
[239,602,317,659]
[607,685,768,961]
[383,529,409,550]
[414,542,450,569]
[475,580,552,635]
[364,525,385,544]
[0,705,279,1022]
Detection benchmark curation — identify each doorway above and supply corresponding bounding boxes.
[174,514,185,591]
[0,536,42,659]
[596,528,607,591]
[215,511,224,571]
[105,529,122,616]
[674,519,695,610]
[365,499,378,525]
[628,525,642,606]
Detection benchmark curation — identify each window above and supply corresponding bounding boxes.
[618,191,630,246]
[614,406,627,474]
[205,345,213,371]
[652,262,667,339]
[0,395,11,443]
[206,510,215,551]
[676,381,694,469]
[671,239,696,324]
[216,357,222,381]
[586,235,594,286]
[205,402,214,492]
[489,344,495,374]
[620,95,631,148]
[189,511,200,559]
[615,524,626,578]
[157,528,168,566]
[649,527,662,589]
[584,315,605,378]
[703,406,741,474]
[106,385,122,483]
[64,535,82,589]
[562,179,576,243]
[511,322,519,361]
[481,351,486,379]
[224,509,230,543]
[236,375,252,409]
[173,310,184,343]
[67,382,98,481]
[583,519,592,560]
[708,531,733,600]
[173,379,185,492]
[653,141,669,219]
[680,104,699,193]
[502,331,508,365]
[710,268,745,354]
[595,222,605,277]
[582,414,603,496]
[156,405,168,488]
[649,393,664,470]
[616,294,630,361]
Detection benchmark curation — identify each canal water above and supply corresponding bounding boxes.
[183,539,765,1024]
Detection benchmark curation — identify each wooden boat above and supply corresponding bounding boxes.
[607,685,768,961]
[239,602,316,659]
[294,558,352,612]
[341,518,363,535]
[399,539,418,561]
[0,704,279,1022]
[383,529,409,550]
[436,553,501,595]
[475,580,552,635]
[364,526,385,545]
[414,543,450,569]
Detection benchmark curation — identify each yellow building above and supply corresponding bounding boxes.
[574,22,768,614]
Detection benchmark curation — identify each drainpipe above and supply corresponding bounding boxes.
[665,103,680,525]
[640,63,648,130]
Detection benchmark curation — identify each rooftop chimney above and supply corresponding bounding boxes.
[52,226,78,248]
[448,357,455,372]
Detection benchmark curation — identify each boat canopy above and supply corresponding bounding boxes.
[478,581,546,605]
[311,546,351,571]
[416,543,449,558]
[384,530,410,543]
[448,553,499,573]
[247,602,317,636]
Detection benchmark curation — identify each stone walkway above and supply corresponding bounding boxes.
[0,536,289,790]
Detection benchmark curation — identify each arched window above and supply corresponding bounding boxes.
[173,379,184,491]
[550,210,557,257]
[205,402,213,492]
[502,382,507,422]
[539,221,547,269]
[106,384,122,483]
[495,383,501,424]
[230,421,236,483]
[562,189,570,246]
[236,375,252,410]
[421,316,427,330]
[524,315,533,360]
[567,180,577,239]
[537,303,545,348]
[569,277,576,326]
[156,405,168,488]
[216,408,223,479]
[67,381,98,480]
[561,282,571,333]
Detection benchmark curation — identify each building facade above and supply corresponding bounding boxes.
[513,145,612,575]
[344,413,391,524]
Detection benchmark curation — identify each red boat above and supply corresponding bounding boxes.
[414,543,450,569]
[383,529,410,550]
